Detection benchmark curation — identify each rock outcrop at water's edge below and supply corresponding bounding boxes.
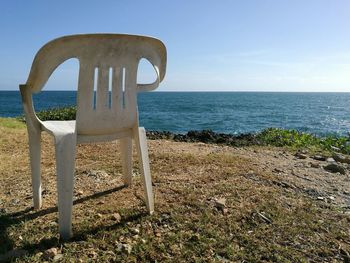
[146,130,261,147]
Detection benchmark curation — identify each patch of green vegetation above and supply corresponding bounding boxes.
[257,128,350,155]
[0,118,25,129]
[35,106,76,121]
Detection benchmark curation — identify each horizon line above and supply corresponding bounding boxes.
[1,89,350,93]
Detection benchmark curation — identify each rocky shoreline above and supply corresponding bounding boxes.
[146,130,261,146]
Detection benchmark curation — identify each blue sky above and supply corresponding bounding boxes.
[1,0,350,92]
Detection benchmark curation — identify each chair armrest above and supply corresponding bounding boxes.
[137,65,161,92]
[19,84,41,132]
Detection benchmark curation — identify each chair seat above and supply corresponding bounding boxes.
[41,120,76,136]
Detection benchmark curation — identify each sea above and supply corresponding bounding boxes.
[1,91,350,136]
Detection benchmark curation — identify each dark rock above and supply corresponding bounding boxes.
[147,130,260,146]
[324,163,346,175]
[295,152,308,159]
[311,155,327,161]
[333,153,350,164]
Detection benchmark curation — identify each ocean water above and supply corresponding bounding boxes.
[1,91,350,136]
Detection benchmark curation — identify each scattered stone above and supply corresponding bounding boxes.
[43,247,58,259]
[330,146,341,152]
[333,153,350,164]
[50,221,58,226]
[124,244,133,254]
[96,213,103,218]
[85,170,109,179]
[116,242,123,251]
[111,213,121,222]
[76,190,84,196]
[130,227,140,234]
[88,251,98,259]
[213,197,226,210]
[53,254,64,261]
[310,162,320,168]
[326,157,336,163]
[295,152,308,159]
[317,196,325,201]
[116,243,133,254]
[324,163,346,175]
[222,208,229,215]
[10,198,20,205]
[311,155,326,161]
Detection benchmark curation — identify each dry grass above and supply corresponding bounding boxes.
[0,118,349,262]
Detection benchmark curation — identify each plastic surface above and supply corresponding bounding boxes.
[20,34,166,240]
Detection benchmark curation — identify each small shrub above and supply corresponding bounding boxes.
[35,106,76,121]
[257,128,350,155]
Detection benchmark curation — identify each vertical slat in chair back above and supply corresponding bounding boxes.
[76,49,139,135]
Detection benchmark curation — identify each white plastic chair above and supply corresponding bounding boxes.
[20,34,167,239]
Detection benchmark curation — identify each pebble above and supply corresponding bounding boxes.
[53,254,64,261]
[130,228,140,234]
[88,251,98,259]
[310,162,320,168]
[96,213,103,218]
[43,247,58,259]
[326,157,336,163]
[116,243,132,254]
[214,197,226,209]
[123,244,132,254]
[111,213,121,222]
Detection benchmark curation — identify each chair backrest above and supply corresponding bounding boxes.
[26,34,167,135]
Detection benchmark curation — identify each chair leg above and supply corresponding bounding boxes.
[54,133,77,240]
[28,130,42,210]
[120,137,133,186]
[134,127,154,214]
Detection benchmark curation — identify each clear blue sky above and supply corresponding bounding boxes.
[1,0,350,92]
